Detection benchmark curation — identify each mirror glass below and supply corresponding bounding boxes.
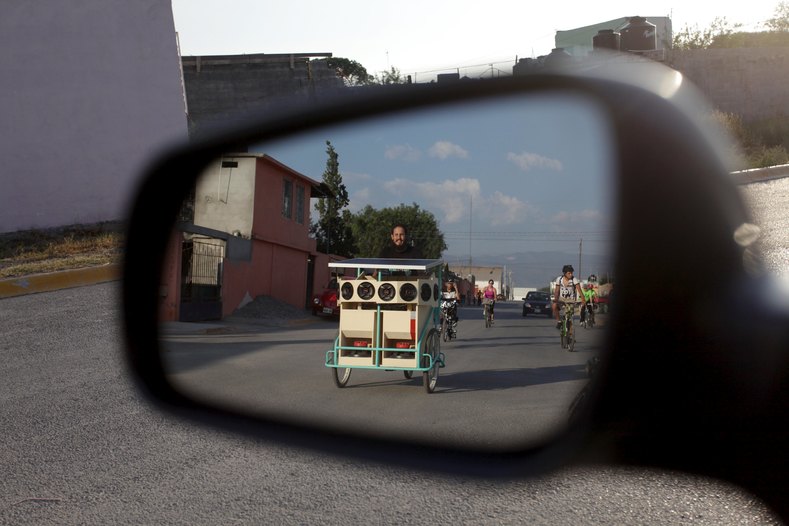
[158,91,616,451]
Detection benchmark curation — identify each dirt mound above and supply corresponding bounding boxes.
[229,295,312,323]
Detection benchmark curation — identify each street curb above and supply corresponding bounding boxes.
[731,164,789,185]
[0,264,122,299]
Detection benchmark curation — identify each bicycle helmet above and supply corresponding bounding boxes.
[562,265,574,273]
[588,274,597,282]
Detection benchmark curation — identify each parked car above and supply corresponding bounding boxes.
[522,290,552,317]
[311,278,339,317]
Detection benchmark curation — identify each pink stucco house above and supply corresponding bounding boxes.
[159,153,337,322]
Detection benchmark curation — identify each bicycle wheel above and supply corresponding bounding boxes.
[568,320,576,352]
[422,328,440,393]
[442,317,449,342]
[484,305,491,328]
[582,308,593,329]
[332,366,352,387]
[403,370,413,379]
[560,315,570,348]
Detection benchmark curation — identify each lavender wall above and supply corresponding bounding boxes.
[0,0,188,233]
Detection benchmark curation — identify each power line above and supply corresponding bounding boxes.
[402,58,518,82]
[443,230,612,235]
[441,231,613,241]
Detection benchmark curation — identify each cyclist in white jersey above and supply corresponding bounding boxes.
[553,264,586,329]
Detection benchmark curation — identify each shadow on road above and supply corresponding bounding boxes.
[162,335,331,374]
[342,363,588,393]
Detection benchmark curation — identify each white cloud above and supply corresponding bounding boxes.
[385,144,421,162]
[384,177,480,224]
[381,177,535,227]
[428,141,469,160]
[485,191,533,226]
[507,151,563,172]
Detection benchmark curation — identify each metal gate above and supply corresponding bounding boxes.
[180,239,224,321]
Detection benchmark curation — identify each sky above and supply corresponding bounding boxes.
[248,92,615,281]
[173,0,780,283]
[171,1,782,80]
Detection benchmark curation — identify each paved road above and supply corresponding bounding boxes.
[0,282,781,524]
[739,176,789,279]
[0,177,785,524]
[162,301,598,449]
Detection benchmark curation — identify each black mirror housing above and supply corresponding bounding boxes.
[123,57,789,519]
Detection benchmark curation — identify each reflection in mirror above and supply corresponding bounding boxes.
[158,92,616,450]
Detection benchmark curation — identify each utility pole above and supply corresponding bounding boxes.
[468,194,472,270]
[579,238,583,280]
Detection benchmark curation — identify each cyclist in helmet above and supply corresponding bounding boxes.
[580,283,597,324]
[553,265,586,329]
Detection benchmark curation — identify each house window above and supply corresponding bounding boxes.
[282,179,293,218]
[295,185,305,224]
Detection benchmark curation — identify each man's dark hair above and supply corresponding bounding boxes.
[391,224,408,235]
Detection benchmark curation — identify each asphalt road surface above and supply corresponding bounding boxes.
[161,301,598,450]
[0,281,781,524]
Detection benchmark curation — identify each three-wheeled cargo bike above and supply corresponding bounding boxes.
[324,258,446,393]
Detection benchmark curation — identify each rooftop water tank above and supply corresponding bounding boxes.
[593,29,621,51]
[621,16,657,52]
[545,47,572,69]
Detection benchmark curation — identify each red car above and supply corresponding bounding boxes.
[311,278,339,317]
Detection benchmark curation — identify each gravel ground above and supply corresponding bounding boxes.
[224,295,317,326]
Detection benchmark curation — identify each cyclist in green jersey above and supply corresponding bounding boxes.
[580,283,597,324]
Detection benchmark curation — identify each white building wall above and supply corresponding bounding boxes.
[194,157,256,237]
[0,0,188,233]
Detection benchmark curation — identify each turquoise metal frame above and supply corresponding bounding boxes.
[324,258,445,373]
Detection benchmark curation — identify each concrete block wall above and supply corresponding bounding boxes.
[181,54,345,139]
[669,47,789,122]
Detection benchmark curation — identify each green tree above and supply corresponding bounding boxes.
[765,1,789,31]
[349,203,446,258]
[327,57,374,86]
[311,141,355,256]
[373,66,410,85]
[672,17,742,49]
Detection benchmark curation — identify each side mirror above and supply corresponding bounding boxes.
[123,56,789,517]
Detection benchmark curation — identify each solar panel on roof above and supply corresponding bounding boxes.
[328,258,443,271]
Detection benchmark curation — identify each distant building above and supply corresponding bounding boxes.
[514,16,673,76]
[555,16,673,58]
[446,264,505,301]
